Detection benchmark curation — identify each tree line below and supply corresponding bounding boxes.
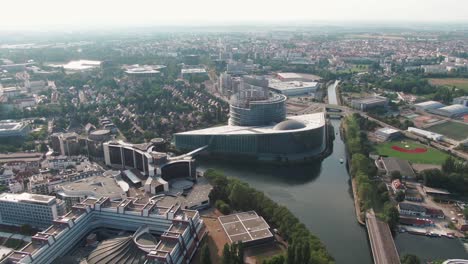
[204,169,334,264]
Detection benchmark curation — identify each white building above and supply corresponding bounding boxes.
[408,127,443,141]
[269,80,319,96]
[0,193,63,229]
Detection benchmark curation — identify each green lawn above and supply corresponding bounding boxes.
[427,121,468,141]
[428,78,468,92]
[375,140,449,165]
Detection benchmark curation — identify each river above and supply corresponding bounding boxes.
[198,119,373,263]
[198,119,468,263]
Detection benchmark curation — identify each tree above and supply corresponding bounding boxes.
[200,243,211,264]
[222,244,232,264]
[390,171,402,181]
[401,254,421,264]
[442,156,456,174]
[383,203,399,233]
[395,191,405,202]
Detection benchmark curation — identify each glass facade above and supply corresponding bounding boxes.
[229,94,287,126]
[174,125,325,157]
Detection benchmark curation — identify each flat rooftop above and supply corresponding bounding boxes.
[269,80,318,91]
[0,192,55,205]
[218,211,273,244]
[176,113,325,136]
[56,175,126,199]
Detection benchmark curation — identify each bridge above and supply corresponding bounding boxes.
[366,210,400,264]
[169,145,209,160]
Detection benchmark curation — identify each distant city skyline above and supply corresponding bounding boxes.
[2,0,468,30]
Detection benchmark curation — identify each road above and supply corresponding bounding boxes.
[366,210,401,264]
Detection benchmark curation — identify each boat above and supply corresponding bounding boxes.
[339,158,344,163]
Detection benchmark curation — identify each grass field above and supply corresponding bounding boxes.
[428,78,468,92]
[375,140,449,165]
[427,121,468,141]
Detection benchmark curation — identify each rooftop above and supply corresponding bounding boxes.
[268,80,319,91]
[218,211,273,244]
[176,113,325,136]
[0,192,55,205]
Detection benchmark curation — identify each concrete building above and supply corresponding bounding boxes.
[0,193,63,229]
[268,80,319,96]
[350,96,388,111]
[0,120,30,138]
[124,64,166,81]
[218,211,274,246]
[50,132,83,156]
[4,196,205,264]
[375,127,401,141]
[180,68,208,79]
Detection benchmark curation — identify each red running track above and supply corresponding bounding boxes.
[391,145,427,153]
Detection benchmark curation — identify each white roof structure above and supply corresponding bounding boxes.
[437,104,468,115]
[176,113,325,136]
[0,192,55,205]
[414,100,445,110]
[48,60,102,71]
[268,80,318,92]
[376,127,400,135]
[408,127,443,141]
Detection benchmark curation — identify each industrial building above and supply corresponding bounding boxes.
[0,120,30,138]
[4,196,205,264]
[0,193,64,229]
[408,127,443,141]
[380,157,415,179]
[350,96,388,111]
[413,101,446,112]
[429,104,468,118]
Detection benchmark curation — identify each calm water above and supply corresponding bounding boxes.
[198,119,468,263]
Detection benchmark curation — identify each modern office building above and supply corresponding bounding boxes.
[180,68,208,79]
[0,193,64,229]
[268,80,319,96]
[350,96,388,111]
[103,140,196,179]
[0,120,30,138]
[4,196,205,264]
[218,211,274,245]
[229,87,287,126]
[174,113,327,162]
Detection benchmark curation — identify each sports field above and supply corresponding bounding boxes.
[428,78,468,92]
[427,121,468,141]
[375,140,449,165]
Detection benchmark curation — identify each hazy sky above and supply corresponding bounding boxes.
[2,0,468,30]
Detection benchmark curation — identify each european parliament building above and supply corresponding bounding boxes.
[174,86,328,162]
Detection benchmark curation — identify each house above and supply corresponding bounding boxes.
[391,179,406,194]
[398,202,426,216]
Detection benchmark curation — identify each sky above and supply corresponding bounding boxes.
[1,0,468,30]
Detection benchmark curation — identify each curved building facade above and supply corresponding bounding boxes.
[174,113,327,161]
[229,93,287,126]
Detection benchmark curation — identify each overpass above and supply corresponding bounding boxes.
[366,210,400,264]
